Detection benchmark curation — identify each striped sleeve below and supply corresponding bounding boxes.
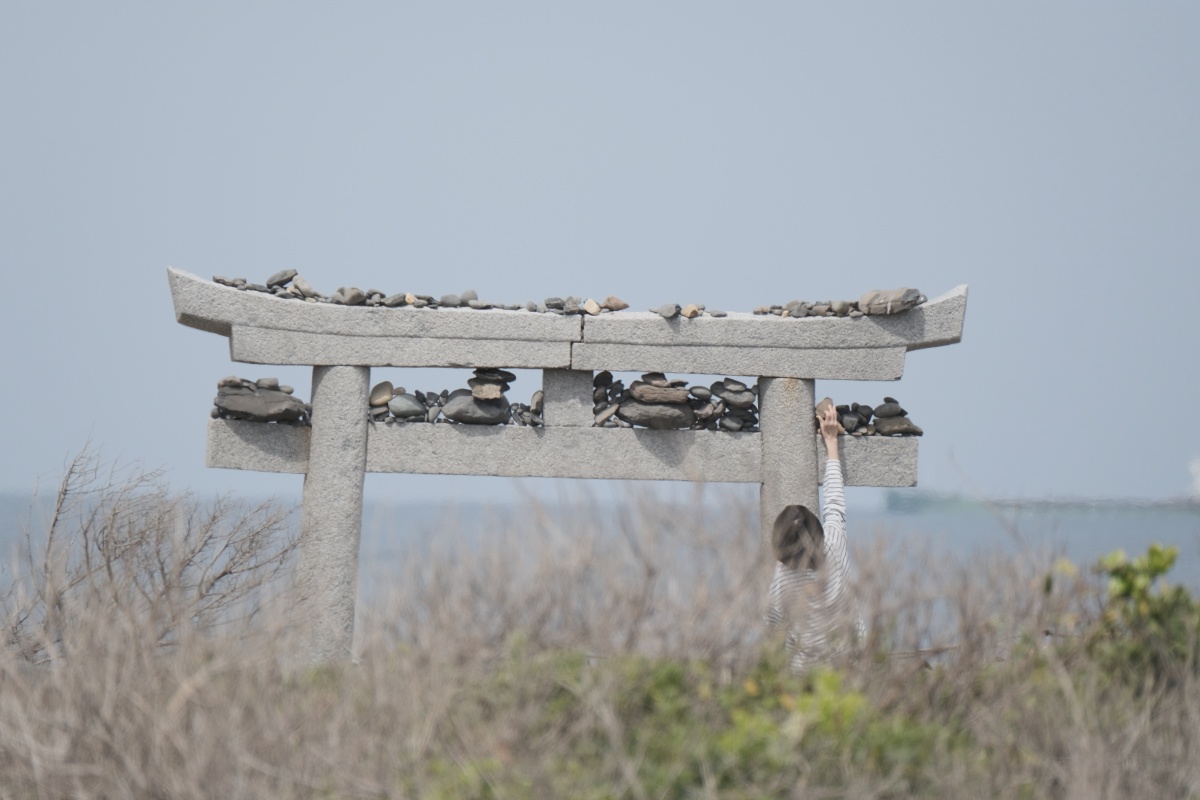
[821,457,849,611]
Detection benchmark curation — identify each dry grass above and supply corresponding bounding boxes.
[1,454,1197,798]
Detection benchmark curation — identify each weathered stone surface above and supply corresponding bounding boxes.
[292,275,315,297]
[873,401,906,418]
[873,415,923,436]
[442,394,510,425]
[681,304,701,319]
[652,303,681,319]
[719,415,743,431]
[439,294,462,307]
[209,417,919,487]
[387,393,426,419]
[266,269,297,288]
[215,389,307,422]
[641,372,670,387]
[542,369,594,427]
[474,368,516,383]
[713,384,755,409]
[595,402,620,425]
[601,295,629,311]
[759,377,818,542]
[382,293,407,307]
[593,370,613,387]
[576,286,965,352]
[583,299,601,316]
[471,383,504,401]
[616,399,695,430]
[859,288,924,316]
[255,377,280,390]
[628,382,691,404]
[231,328,574,368]
[369,381,394,406]
[341,287,367,306]
[570,342,907,381]
[689,386,712,401]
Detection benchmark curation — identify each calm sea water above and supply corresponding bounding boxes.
[4,493,1199,595]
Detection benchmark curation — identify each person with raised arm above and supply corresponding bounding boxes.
[765,403,854,671]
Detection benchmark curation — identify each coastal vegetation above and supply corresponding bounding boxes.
[1,453,1197,798]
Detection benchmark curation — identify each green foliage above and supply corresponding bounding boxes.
[1092,544,1200,684]
[419,647,971,799]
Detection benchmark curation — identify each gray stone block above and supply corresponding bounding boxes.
[570,343,907,380]
[821,435,918,488]
[580,285,967,351]
[206,417,918,487]
[169,268,582,342]
[364,424,764,482]
[230,326,573,368]
[206,418,310,473]
[541,369,595,427]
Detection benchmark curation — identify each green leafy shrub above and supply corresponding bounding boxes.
[1091,544,1200,685]
[419,647,972,799]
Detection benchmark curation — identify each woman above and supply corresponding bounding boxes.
[765,403,855,671]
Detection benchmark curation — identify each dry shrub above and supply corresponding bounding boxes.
[0,456,1197,798]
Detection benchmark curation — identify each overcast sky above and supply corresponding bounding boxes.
[2,3,1198,506]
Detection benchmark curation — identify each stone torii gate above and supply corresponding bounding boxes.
[168,268,967,660]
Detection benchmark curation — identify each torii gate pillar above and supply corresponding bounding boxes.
[293,365,370,660]
[758,377,819,542]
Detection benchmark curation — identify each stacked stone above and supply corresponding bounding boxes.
[212,272,631,316]
[752,288,926,318]
[649,303,729,319]
[815,396,923,437]
[592,372,759,432]
[212,376,309,424]
[212,273,926,318]
[367,370,543,427]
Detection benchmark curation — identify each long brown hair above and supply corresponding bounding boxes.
[771,504,825,571]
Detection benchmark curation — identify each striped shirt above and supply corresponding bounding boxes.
[765,457,853,671]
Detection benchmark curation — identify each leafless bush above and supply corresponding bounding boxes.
[2,448,297,664]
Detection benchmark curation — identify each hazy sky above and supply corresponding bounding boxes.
[2,3,1198,505]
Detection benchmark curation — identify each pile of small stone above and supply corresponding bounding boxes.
[593,371,759,432]
[367,369,544,427]
[815,396,923,437]
[213,271,630,316]
[211,377,309,424]
[752,288,925,318]
[648,303,729,319]
[212,272,925,318]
